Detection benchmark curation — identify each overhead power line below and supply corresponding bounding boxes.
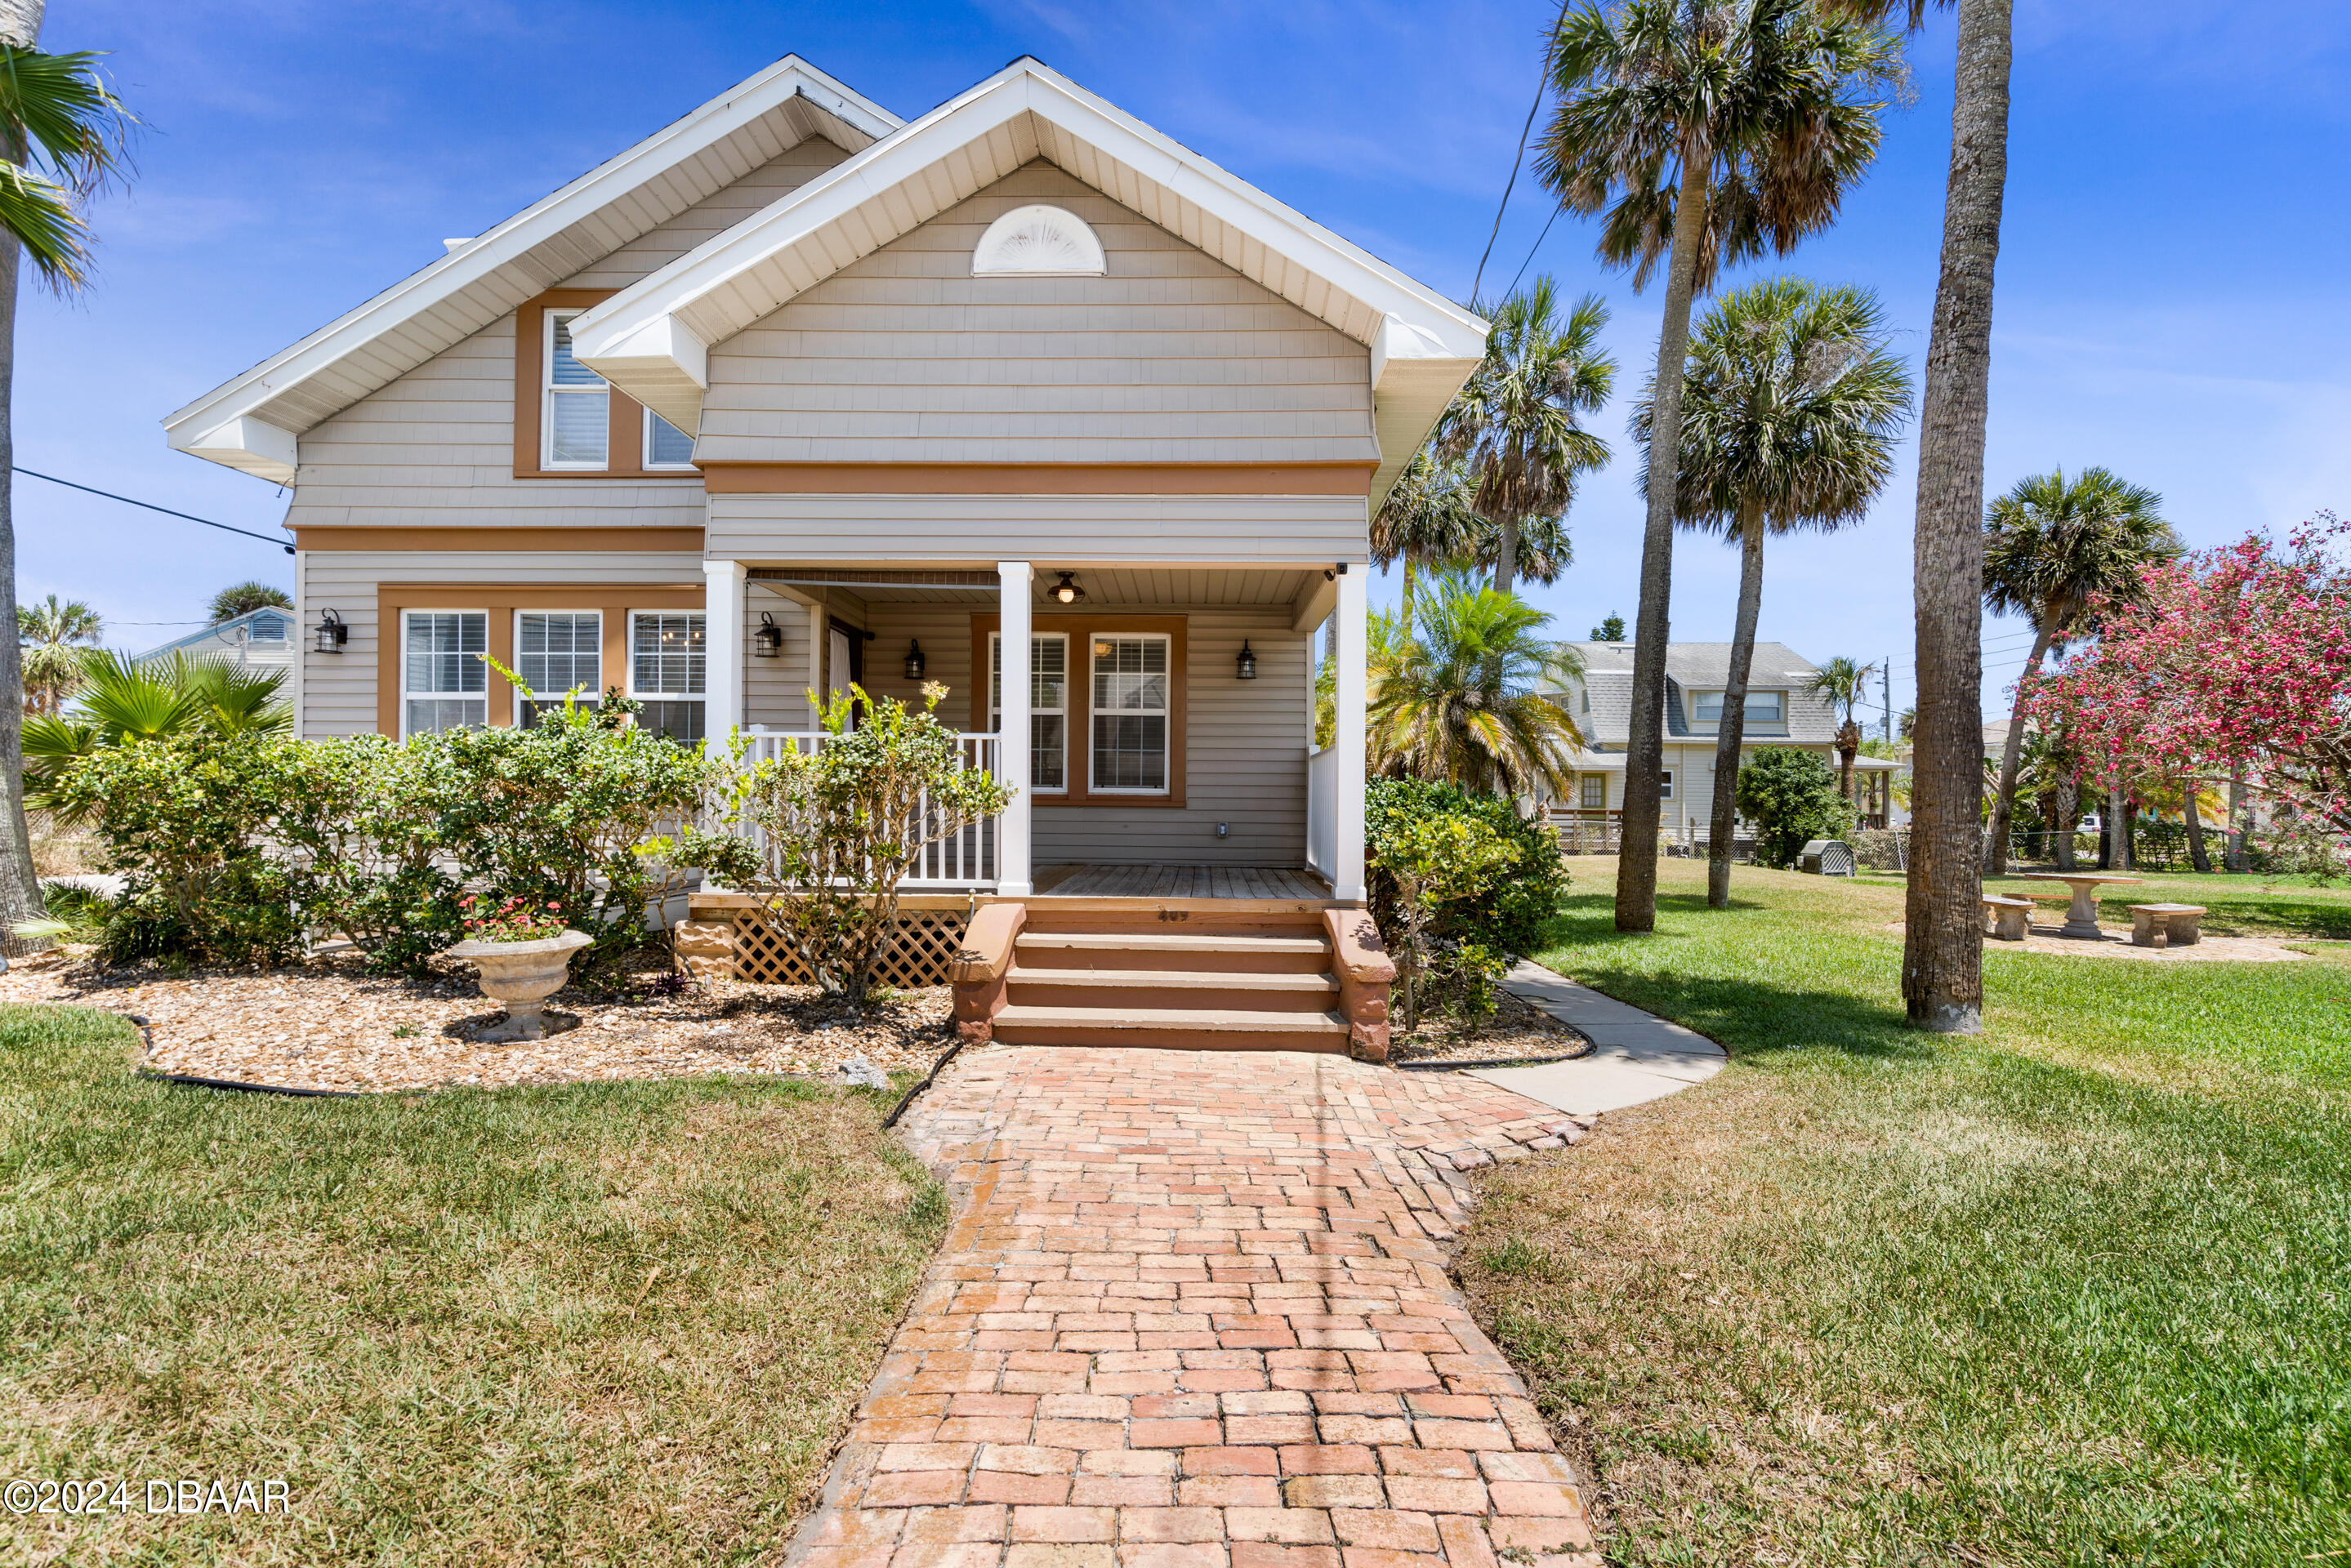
[13,466,293,555]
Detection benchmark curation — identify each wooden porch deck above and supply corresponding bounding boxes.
[1033,863,1333,900]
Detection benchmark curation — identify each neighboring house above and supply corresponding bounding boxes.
[1548,641,1898,838]
[131,606,297,676]
[160,50,1487,1021]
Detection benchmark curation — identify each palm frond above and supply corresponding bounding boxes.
[0,43,136,292]
[1368,572,1583,797]
[1982,466,2179,638]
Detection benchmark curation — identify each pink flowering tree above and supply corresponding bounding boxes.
[2023,517,2351,862]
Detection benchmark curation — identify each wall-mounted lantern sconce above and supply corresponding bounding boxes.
[904,639,926,680]
[1049,570,1086,604]
[314,608,347,654]
[1235,639,1257,680]
[752,611,783,657]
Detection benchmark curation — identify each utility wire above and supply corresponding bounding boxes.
[13,466,293,554]
[1470,29,1558,306]
[1501,204,1562,305]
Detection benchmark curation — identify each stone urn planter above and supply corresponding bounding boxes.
[444,929,592,1040]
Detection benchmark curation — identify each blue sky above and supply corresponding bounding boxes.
[25,0,2351,724]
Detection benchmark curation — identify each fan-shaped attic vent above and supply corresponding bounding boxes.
[971,204,1106,276]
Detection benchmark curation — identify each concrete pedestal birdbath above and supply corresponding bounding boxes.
[444,929,592,1040]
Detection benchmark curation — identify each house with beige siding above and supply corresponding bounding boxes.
[162,56,1483,1051]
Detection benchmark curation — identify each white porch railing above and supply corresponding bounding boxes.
[1305,742,1340,883]
[738,727,1003,889]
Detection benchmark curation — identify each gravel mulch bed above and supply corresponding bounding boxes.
[0,947,950,1094]
[1387,985,1594,1067]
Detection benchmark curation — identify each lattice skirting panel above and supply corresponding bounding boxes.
[729,902,972,990]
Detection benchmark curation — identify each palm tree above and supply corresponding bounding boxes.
[24,650,289,820]
[1978,466,2176,872]
[1538,0,1901,934]
[1368,570,1582,798]
[1637,278,1911,907]
[1435,278,1613,595]
[0,19,135,951]
[1805,655,1879,800]
[1371,449,1483,630]
[1818,0,2014,1033]
[207,581,293,624]
[16,591,97,714]
[1472,508,1573,588]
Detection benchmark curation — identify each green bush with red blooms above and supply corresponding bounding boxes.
[457,895,570,942]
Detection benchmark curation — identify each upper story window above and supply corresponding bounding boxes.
[645,408,695,469]
[1693,689,1785,727]
[544,311,609,469]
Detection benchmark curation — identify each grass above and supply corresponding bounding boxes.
[1851,863,2351,940]
[0,1004,947,1565]
[1459,858,2351,1566]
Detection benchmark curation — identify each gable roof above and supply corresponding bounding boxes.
[162,56,901,483]
[566,58,1488,505]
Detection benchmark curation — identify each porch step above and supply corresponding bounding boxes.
[1006,966,1340,1013]
[1014,930,1332,973]
[991,1004,1352,1053]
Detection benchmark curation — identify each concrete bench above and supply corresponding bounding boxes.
[1982,893,2034,941]
[2128,903,2206,948]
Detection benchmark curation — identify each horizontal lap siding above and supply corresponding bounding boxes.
[297,550,702,736]
[286,145,843,532]
[706,492,1370,565]
[697,163,1376,466]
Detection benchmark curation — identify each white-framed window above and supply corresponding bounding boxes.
[544,310,609,469]
[402,610,488,735]
[1660,768,1675,800]
[1581,777,1605,811]
[631,611,706,744]
[1090,633,1170,794]
[644,407,695,470]
[1693,689,1784,726]
[516,610,601,725]
[990,633,1068,793]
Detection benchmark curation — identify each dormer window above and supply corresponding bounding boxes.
[1693,690,1785,726]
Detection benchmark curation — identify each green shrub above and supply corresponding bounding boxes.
[1365,777,1567,1021]
[1734,747,1854,869]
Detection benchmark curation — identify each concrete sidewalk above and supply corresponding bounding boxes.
[1471,960,1727,1116]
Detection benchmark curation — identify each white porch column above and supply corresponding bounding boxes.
[703,559,745,754]
[1334,565,1368,902]
[997,560,1034,896]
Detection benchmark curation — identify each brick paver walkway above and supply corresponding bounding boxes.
[792,1046,1600,1568]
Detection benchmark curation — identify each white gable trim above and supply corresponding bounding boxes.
[567,60,1486,503]
[162,56,901,484]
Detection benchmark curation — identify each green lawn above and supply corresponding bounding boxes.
[1852,863,2351,940]
[0,1005,945,1565]
[1460,858,2351,1566]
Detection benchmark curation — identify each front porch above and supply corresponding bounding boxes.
[702,557,1371,904]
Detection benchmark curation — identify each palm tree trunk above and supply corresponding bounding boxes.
[1615,146,1711,935]
[1902,0,2013,1034]
[1492,518,1519,595]
[0,0,49,960]
[1837,722,1858,800]
[2108,778,2130,871]
[1401,558,1416,633]
[2183,777,2211,872]
[1705,510,1766,908]
[2053,771,2077,870]
[1983,622,2054,875]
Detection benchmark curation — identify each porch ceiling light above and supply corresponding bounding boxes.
[314,608,347,653]
[1049,571,1086,605]
[752,611,783,657]
[1236,639,1257,680]
[904,639,926,679]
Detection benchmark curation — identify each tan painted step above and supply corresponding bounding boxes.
[990,1004,1353,1054]
[1006,966,1341,1013]
[1014,930,1332,974]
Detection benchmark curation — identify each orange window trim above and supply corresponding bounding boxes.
[511,288,702,483]
[375,582,703,735]
[970,613,1188,810]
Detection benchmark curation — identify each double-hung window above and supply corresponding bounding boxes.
[1581,777,1605,811]
[1091,634,1170,794]
[544,311,609,468]
[516,611,601,724]
[403,611,488,735]
[990,633,1068,792]
[631,611,707,744]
